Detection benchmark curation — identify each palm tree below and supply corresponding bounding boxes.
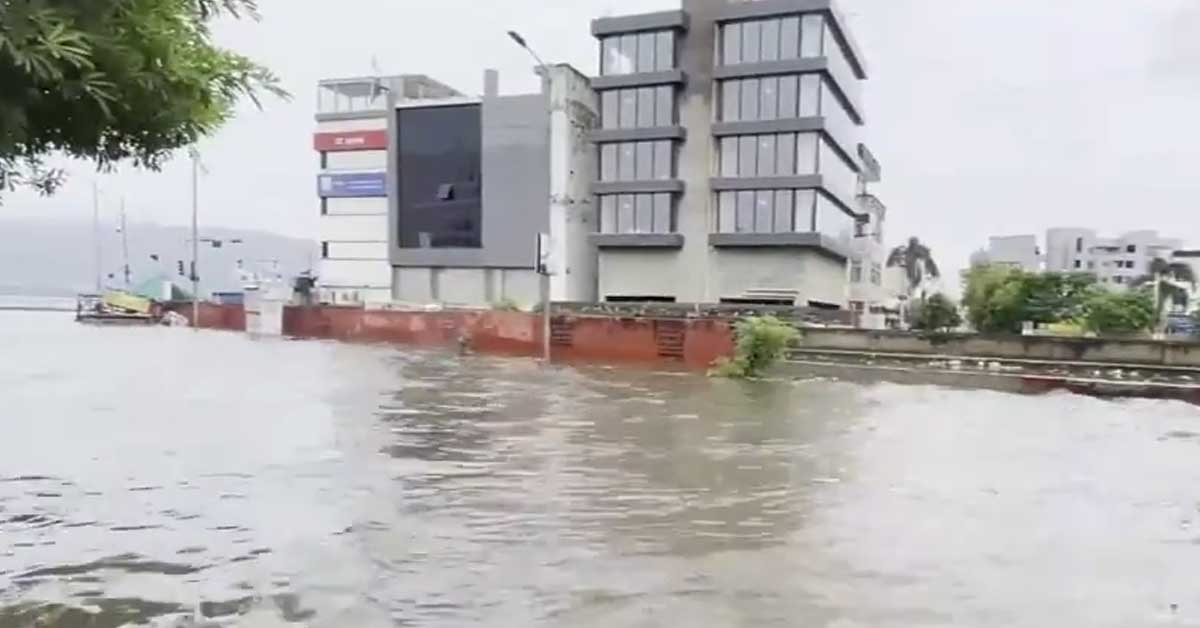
[887,236,942,299]
[1132,258,1196,317]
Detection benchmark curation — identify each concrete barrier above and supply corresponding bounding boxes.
[794,328,1200,368]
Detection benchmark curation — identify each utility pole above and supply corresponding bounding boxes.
[508,30,554,363]
[190,148,201,328]
[120,199,131,289]
[92,182,102,293]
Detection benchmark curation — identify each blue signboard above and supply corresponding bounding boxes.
[317,172,387,198]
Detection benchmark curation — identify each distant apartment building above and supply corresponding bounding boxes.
[978,235,1041,271]
[315,75,463,304]
[589,0,870,306]
[313,68,599,306]
[1045,228,1182,288]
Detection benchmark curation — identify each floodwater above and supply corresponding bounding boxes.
[2,311,1200,628]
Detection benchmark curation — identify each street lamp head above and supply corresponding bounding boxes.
[507,30,527,49]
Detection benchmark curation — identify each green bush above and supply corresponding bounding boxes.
[1081,291,1156,335]
[493,298,522,312]
[963,265,1098,333]
[911,293,963,332]
[711,316,799,378]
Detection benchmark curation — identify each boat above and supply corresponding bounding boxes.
[75,292,160,326]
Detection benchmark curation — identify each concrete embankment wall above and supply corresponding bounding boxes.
[172,303,736,370]
[795,328,1200,368]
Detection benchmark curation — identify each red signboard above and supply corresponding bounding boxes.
[313,129,388,152]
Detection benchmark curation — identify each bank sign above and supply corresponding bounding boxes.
[313,130,388,152]
[317,172,387,198]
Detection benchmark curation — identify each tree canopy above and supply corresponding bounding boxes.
[1131,258,1196,313]
[963,264,1162,336]
[886,237,940,296]
[910,292,962,332]
[0,0,284,199]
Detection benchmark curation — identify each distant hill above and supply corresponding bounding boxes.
[0,217,317,297]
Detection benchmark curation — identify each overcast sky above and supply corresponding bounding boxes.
[5,0,1198,276]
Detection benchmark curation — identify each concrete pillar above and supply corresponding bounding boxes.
[677,0,722,302]
[484,69,500,97]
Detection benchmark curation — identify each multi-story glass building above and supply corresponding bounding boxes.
[590,0,870,306]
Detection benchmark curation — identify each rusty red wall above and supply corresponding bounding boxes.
[171,303,733,370]
[166,302,245,331]
[281,306,735,371]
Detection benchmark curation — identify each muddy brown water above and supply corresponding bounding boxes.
[2,311,1199,627]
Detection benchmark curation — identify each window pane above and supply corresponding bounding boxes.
[820,139,858,200]
[778,75,798,119]
[620,35,638,73]
[777,132,796,175]
[720,137,738,177]
[799,74,821,116]
[817,194,855,243]
[655,31,674,71]
[619,89,636,129]
[738,135,758,177]
[600,196,616,233]
[636,87,655,128]
[742,20,761,63]
[637,33,656,73]
[774,190,794,232]
[636,194,653,233]
[602,91,619,129]
[758,134,776,176]
[741,78,760,121]
[761,19,780,62]
[796,133,818,174]
[635,141,653,180]
[722,80,740,122]
[801,14,824,58]
[723,23,742,65]
[718,191,737,232]
[755,190,774,233]
[600,144,617,181]
[618,142,635,180]
[653,141,672,179]
[655,86,673,126]
[759,76,778,120]
[795,190,816,230]
[652,193,672,232]
[602,37,622,75]
[780,17,800,59]
[617,194,635,233]
[736,191,756,232]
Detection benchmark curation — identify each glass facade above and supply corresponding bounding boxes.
[815,194,856,244]
[717,190,817,234]
[818,137,858,201]
[599,193,674,234]
[601,30,676,75]
[719,15,825,65]
[719,74,823,122]
[599,141,674,181]
[601,86,675,129]
[719,132,819,178]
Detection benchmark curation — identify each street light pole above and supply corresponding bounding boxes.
[92,182,102,293]
[190,149,201,328]
[508,30,554,363]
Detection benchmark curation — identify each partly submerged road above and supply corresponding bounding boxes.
[2,311,1198,627]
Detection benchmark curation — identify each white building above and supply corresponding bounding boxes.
[314,75,463,304]
[846,147,906,328]
[979,235,1041,271]
[1045,228,1182,289]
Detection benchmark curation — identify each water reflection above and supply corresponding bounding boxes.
[2,312,1199,627]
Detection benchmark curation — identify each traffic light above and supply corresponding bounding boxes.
[176,260,185,276]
